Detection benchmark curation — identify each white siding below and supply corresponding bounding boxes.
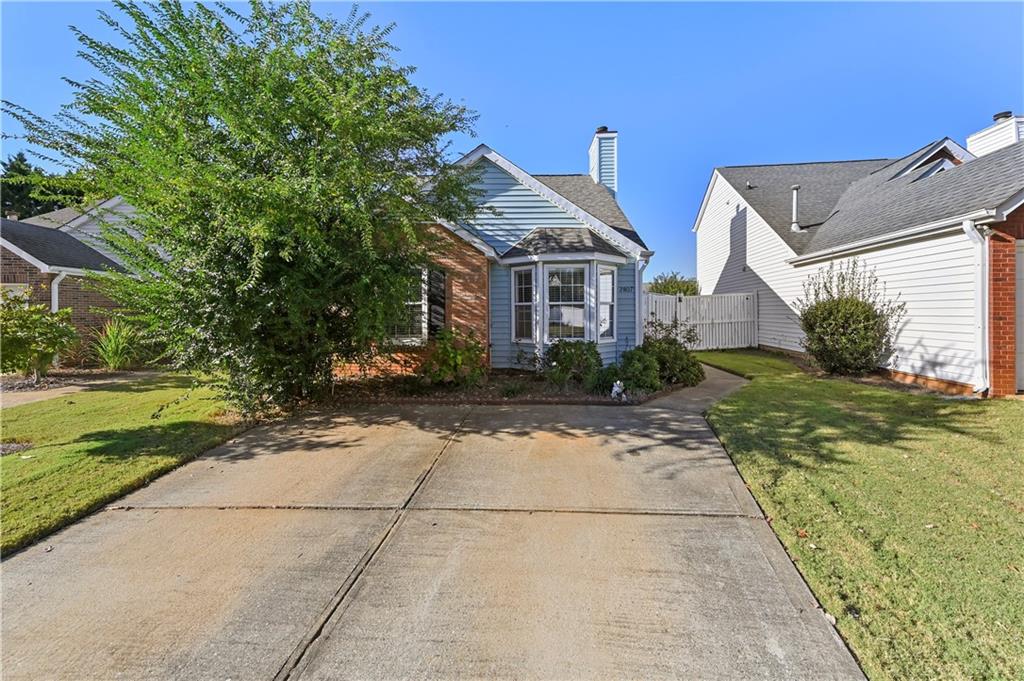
[966,116,1024,157]
[695,172,980,386]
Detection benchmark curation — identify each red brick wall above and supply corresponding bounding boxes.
[1,246,117,336]
[336,224,491,376]
[989,208,1023,396]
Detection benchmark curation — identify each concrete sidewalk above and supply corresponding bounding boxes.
[1,366,863,680]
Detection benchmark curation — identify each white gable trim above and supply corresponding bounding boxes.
[1,238,50,272]
[456,145,645,258]
[890,138,975,180]
[691,170,720,233]
[433,218,498,259]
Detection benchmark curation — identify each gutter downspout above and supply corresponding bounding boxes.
[963,220,990,395]
[636,258,650,347]
[50,271,67,313]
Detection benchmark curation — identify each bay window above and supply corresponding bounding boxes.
[546,266,586,340]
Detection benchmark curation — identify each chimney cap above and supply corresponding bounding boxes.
[594,125,617,134]
[993,111,1013,122]
[791,184,801,191]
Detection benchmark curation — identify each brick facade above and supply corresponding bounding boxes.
[989,207,1023,396]
[1,246,117,337]
[336,224,490,376]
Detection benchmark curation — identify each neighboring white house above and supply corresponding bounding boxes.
[694,112,1024,396]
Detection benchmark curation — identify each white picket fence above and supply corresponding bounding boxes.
[644,291,758,350]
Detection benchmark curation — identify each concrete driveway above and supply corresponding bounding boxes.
[1,366,863,680]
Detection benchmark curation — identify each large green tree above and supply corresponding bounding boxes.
[647,271,698,296]
[4,1,479,413]
[0,152,75,219]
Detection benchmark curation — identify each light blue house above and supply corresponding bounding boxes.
[416,127,653,368]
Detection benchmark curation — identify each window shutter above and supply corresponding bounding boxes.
[427,268,446,338]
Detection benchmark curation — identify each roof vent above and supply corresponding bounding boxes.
[789,185,801,232]
[993,110,1013,122]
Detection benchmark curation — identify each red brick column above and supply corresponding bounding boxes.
[989,208,1023,396]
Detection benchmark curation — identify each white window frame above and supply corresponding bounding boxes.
[597,265,616,343]
[511,266,536,343]
[543,264,589,343]
[391,269,428,346]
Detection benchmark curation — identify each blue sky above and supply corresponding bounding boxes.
[2,2,1022,276]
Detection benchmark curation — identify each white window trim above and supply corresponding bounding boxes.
[391,269,429,346]
[597,265,616,343]
[511,265,536,343]
[542,263,589,344]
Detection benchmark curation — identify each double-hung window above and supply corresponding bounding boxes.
[546,266,586,340]
[598,266,615,341]
[392,268,446,345]
[513,267,534,342]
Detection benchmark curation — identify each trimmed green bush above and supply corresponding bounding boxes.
[419,328,487,387]
[619,347,661,394]
[797,261,905,375]
[0,287,78,382]
[543,340,602,389]
[642,317,705,387]
[586,363,621,395]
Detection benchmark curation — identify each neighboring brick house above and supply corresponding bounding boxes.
[1,217,123,334]
[694,111,1024,397]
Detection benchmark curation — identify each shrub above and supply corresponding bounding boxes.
[642,318,705,387]
[0,287,78,383]
[619,347,661,394]
[586,363,622,395]
[419,328,487,387]
[542,340,602,389]
[93,319,141,371]
[797,261,906,375]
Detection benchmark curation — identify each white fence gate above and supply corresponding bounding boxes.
[644,292,758,350]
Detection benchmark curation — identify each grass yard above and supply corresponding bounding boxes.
[695,350,1024,680]
[1,375,245,555]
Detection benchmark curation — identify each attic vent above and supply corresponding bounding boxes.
[745,181,755,189]
[789,185,801,232]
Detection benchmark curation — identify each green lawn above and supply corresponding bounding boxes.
[1,375,245,555]
[696,350,1024,680]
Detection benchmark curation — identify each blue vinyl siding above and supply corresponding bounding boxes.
[596,136,617,193]
[465,159,585,254]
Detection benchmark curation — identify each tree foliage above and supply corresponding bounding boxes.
[796,260,906,375]
[647,270,698,296]
[4,1,479,413]
[0,152,80,219]
[0,287,79,383]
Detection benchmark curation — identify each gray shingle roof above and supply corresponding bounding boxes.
[21,207,83,229]
[715,140,1024,256]
[717,159,892,253]
[503,227,627,258]
[807,140,1024,253]
[1,218,124,272]
[532,174,648,248]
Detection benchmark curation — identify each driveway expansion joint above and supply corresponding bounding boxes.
[273,407,474,681]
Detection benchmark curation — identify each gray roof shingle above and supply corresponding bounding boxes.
[21,207,83,229]
[532,174,648,248]
[503,227,627,258]
[717,159,893,253]
[1,218,124,272]
[715,140,1024,256]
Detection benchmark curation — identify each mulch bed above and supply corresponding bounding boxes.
[329,371,688,406]
[1,369,139,393]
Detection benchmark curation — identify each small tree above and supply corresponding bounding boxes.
[796,260,906,375]
[5,1,479,414]
[647,271,698,296]
[0,288,79,383]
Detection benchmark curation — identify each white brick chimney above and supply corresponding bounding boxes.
[588,126,618,195]
[966,111,1024,157]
